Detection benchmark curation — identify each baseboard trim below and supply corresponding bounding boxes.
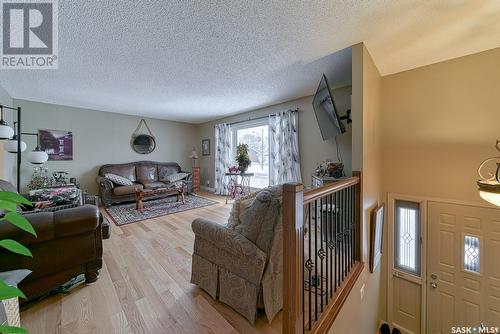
[200,186,215,193]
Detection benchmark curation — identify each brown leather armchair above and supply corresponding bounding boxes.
[0,204,104,302]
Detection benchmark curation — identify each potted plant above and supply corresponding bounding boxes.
[236,144,251,173]
[0,192,35,334]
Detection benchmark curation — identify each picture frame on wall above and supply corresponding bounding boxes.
[369,203,385,273]
[202,139,210,156]
[38,129,73,161]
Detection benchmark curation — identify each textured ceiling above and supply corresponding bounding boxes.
[0,1,499,123]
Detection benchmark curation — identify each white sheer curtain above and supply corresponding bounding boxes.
[269,110,301,185]
[214,123,232,195]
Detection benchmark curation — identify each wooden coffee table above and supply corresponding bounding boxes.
[135,185,185,212]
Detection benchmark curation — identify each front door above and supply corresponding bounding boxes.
[427,201,500,333]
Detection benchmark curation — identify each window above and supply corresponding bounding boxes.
[394,200,421,275]
[464,235,480,274]
[232,119,270,188]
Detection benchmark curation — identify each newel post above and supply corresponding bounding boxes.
[283,183,304,334]
[352,171,362,262]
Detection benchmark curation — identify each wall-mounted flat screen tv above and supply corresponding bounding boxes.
[312,74,346,140]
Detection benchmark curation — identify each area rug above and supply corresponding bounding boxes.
[104,194,218,226]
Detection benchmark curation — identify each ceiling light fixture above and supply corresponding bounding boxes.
[477,140,500,207]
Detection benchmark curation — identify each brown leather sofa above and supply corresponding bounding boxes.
[0,181,106,302]
[97,161,192,207]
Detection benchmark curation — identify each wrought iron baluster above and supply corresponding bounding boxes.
[354,185,359,262]
[325,194,329,304]
[329,193,334,297]
[302,201,306,331]
[344,188,348,277]
[348,186,352,269]
[314,199,318,322]
[350,186,356,267]
[348,187,352,271]
[339,189,343,281]
[335,191,340,290]
[343,188,347,278]
[308,202,312,330]
[319,197,324,313]
[325,195,331,305]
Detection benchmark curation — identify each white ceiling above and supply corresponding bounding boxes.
[1,1,499,123]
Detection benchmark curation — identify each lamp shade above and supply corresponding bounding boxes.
[477,140,500,207]
[479,190,500,207]
[477,179,500,206]
[189,149,198,159]
[3,138,27,153]
[0,121,14,140]
[27,147,48,164]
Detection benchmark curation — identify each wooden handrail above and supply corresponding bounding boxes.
[303,177,360,204]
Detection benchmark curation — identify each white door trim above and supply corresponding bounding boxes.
[387,193,428,334]
[389,192,496,210]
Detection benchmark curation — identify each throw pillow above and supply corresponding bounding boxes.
[235,186,282,252]
[235,189,273,243]
[238,197,255,222]
[162,172,189,183]
[226,191,259,230]
[104,173,133,186]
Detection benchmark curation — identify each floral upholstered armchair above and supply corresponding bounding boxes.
[190,185,283,324]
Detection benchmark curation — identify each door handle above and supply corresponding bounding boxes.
[431,282,438,289]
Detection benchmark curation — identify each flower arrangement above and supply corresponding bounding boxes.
[236,144,251,173]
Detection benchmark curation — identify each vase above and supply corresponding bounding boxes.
[238,165,247,173]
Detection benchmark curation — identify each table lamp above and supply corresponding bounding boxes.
[189,148,198,167]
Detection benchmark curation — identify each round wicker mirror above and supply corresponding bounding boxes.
[131,134,156,154]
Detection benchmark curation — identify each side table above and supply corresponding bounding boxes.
[225,172,254,204]
[191,166,200,194]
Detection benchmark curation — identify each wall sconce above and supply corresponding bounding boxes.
[477,140,500,207]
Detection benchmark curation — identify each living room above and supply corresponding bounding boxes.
[0,2,500,334]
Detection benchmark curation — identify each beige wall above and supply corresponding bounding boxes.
[15,99,197,194]
[329,43,385,334]
[195,90,352,189]
[381,46,500,203]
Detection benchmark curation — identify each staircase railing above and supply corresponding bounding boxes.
[283,173,364,334]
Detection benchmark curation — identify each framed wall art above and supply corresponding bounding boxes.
[202,139,210,156]
[370,203,385,273]
[39,129,73,161]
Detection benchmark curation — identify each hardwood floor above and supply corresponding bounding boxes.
[20,193,282,334]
